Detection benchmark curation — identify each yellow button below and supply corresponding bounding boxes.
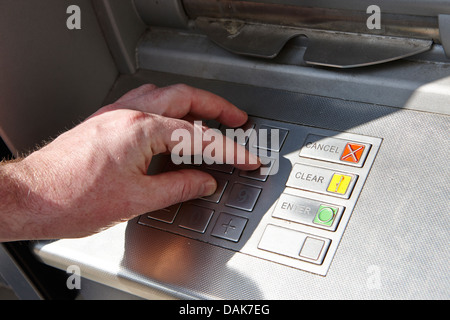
[327,174,352,194]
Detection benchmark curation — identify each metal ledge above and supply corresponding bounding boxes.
[195,18,433,68]
[138,28,450,115]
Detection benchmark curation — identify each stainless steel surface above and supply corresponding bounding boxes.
[439,14,450,57]
[182,0,440,67]
[34,114,382,283]
[302,30,432,68]
[194,17,433,67]
[32,69,450,298]
[183,0,440,40]
[193,17,300,59]
[0,0,450,299]
[236,0,450,17]
[136,118,381,276]
[131,0,447,67]
[137,28,450,114]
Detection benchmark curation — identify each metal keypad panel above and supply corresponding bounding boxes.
[138,116,382,276]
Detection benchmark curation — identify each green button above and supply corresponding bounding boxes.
[313,205,337,227]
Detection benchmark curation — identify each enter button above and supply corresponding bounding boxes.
[272,193,343,231]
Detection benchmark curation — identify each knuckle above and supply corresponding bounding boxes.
[169,83,196,100]
[171,83,191,93]
[179,182,194,202]
[172,171,199,202]
[160,84,195,118]
[129,84,158,96]
[117,111,159,145]
[140,83,158,91]
[122,110,152,127]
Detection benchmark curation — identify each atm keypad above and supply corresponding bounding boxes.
[211,213,248,242]
[138,116,382,275]
[225,183,262,212]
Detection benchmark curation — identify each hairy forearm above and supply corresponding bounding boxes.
[0,159,32,241]
[0,152,100,242]
[0,84,259,242]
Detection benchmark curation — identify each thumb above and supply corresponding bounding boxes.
[139,169,217,210]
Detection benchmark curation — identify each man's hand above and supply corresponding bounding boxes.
[0,84,260,241]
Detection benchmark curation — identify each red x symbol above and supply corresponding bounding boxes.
[340,143,365,163]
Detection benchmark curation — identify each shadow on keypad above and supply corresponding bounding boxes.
[120,117,294,293]
[134,152,291,253]
[120,154,290,298]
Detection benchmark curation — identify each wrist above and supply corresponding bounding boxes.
[0,159,45,241]
[0,160,25,239]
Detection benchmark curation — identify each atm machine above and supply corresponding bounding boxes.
[0,0,448,299]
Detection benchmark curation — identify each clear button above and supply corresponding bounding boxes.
[286,164,358,199]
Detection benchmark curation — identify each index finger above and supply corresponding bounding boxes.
[112,84,249,128]
[146,115,261,171]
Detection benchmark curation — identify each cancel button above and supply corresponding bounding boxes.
[299,134,371,168]
[304,141,340,154]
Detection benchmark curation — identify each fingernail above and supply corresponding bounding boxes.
[202,179,217,196]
